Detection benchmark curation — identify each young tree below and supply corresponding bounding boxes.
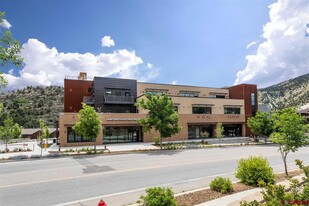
[73,103,102,152]
[270,108,309,176]
[0,12,23,90]
[247,111,273,143]
[0,117,22,151]
[39,119,50,157]
[136,93,181,149]
[215,122,224,139]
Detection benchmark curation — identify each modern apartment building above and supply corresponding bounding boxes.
[59,72,258,146]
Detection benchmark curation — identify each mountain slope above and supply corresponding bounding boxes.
[0,86,63,128]
[258,73,309,110]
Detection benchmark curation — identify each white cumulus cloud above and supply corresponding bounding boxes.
[101,36,115,47]
[235,0,309,88]
[0,19,12,29]
[246,41,258,49]
[4,39,158,90]
[147,63,153,68]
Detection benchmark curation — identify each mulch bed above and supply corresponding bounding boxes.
[176,183,254,206]
[275,170,303,182]
[176,170,303,206]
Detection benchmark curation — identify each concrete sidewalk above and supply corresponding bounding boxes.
[0,141,159,159]
[0,137,257,160]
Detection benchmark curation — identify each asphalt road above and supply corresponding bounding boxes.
[1,145,309,206]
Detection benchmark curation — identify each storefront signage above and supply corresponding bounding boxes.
[196,115,211,119]
[105,118,140,121]
[227,115,240,119]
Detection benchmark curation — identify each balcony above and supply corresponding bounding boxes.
[104,95,135,104]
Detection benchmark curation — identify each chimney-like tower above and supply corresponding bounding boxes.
[78,72,87,80]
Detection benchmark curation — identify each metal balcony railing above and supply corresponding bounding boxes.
[104,95,134,104]
[83,95,95,105]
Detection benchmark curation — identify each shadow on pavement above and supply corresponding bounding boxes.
[146,150,183,156]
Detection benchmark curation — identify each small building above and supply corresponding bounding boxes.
[22,128,58,139]
[297,108,309,123]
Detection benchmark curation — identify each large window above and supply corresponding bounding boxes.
[67,127,92,143]
[224,107,241,114]
[251,93,256,115]
[192,107,212,114]
[180,92,198,97]
[188,125,213,139]
[147,91,163,96]
[251,93,255,106]
[103,126,142,143]
[223,124,242,137]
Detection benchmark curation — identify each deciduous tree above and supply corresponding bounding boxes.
[270,108,308,176]
[39,119,50,157]
[0,117,22,151]
[136,93,181,149]
[215,122,224,141]
[247,111,273,143]
[73,103,102,152]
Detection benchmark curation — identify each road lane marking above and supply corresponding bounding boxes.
[1,158,308,189]
[52,172,235,206]
[51,166,304,206]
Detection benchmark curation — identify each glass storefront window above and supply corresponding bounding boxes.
[188,125,213,139]
[223,124,242,137]
[67,127,92,142]
[103,126,142,143]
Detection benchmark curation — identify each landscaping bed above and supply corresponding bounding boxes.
[176,183,254,206]
[175,170,303,206]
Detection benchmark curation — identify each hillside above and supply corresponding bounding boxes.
[258,73,309,110]
[0,86,63,128]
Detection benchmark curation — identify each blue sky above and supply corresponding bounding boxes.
[1,0,308,90]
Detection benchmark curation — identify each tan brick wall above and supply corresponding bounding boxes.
[59,112,245,146]
[137,96,244,115]
[137,82,230,98]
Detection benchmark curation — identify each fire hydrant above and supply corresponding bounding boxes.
[98,199,107,206]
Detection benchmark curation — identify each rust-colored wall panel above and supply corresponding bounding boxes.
[228,84,258,136]
[64,79,93,112]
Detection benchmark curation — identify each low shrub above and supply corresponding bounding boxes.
[239,200,260,206]
[302,183,309,200]
[48,153,61,158]
[235,156,275,186]
[137,187,177,206]
[153,136,160,145]
[30,154,41,159]
[295,159,309,182]
[13,148,19,152]
[210,177,233,194]
[11,154,28,160]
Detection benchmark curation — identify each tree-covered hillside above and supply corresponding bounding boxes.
[0,86,63,128]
